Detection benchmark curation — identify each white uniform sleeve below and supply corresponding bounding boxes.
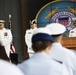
[0,29,12,46]
[25,30,29,46]
[25,30,32,48]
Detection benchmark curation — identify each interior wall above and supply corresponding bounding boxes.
[28,0,54,20]
[0,0,64,62]
[0,0,26,62]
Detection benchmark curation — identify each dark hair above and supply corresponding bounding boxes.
[32,40,52,52]
[0,45,10,61]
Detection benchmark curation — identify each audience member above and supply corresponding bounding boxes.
[46,23,76,75]
[0,59,24,75]
[25,19,37,57]
[18,28,69,75]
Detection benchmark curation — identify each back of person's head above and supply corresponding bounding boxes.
[46,23,66,42]
[0,44,10,61]
[31,27,54,52]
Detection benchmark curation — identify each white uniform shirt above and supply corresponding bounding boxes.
[18,52,69,75]
[50,43,76,75]
[0,59,24,75]
[25,28,37,53]
[69,28,76,37]
[0,28,12,57]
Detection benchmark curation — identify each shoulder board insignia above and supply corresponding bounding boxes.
[54,59,63,64]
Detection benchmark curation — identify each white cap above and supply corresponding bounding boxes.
[32,27,51,35]
[30,19,37,25]
[32,27,54,42]
[46,23,66,35]
[0,20,5,23]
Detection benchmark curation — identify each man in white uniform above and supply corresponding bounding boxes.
[0,20,12,58]
[25,19,37,57]
[69,17,76,37]
[18,28,69,75]
[46,23,76,75]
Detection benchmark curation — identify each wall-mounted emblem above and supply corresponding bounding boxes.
[36,0,76,37]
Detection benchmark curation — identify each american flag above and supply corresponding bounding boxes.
[9,14,16,53]
[10,43,16,53]
[58,17,69,27]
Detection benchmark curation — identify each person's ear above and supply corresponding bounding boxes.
[48,44,52,49]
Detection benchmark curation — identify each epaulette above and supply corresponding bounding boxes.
[54,59,63,64]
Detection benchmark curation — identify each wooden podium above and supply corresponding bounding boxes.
[61,37,76,50]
